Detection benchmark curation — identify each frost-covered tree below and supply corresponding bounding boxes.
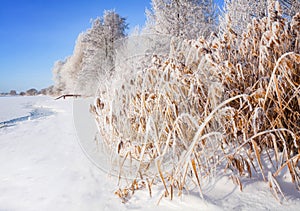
[77,10,127,94]
[52,10,127,96]
[52,60,66,93]
[82,11,127,72]
[146,0,217,39]
[52,33,85,94]
[220,0,300,34]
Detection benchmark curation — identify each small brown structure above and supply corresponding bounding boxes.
[54,94,82,100]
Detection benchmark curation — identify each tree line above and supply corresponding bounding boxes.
[51,0,299,96]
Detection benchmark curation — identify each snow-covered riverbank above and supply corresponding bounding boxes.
[0,96,299,211]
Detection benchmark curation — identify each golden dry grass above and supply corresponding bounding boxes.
[91,0,300,203]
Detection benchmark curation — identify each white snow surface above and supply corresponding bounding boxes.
[0,96,299,211]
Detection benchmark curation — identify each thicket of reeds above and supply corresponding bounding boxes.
[90,0,300,203]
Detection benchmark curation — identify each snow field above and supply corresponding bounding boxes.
[0,96,299,210]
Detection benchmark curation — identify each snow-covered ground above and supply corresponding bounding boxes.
[0,96,299,211]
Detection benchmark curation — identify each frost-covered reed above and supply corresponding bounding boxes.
[91,0,300,203]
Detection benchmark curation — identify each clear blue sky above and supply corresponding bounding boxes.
[0,0,223,93]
